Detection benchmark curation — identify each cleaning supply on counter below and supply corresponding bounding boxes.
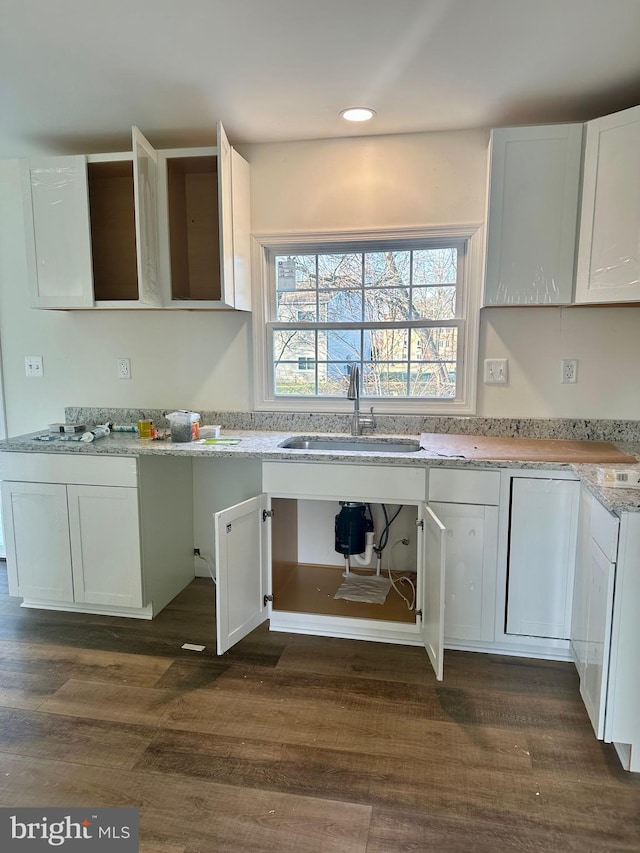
[199,425,221,439]
[110,423,138,433]
[166,411,201,442]
[137,419,155,440]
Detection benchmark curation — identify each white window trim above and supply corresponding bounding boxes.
[251,225,484,414]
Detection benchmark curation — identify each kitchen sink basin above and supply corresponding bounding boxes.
[279,436,422,453]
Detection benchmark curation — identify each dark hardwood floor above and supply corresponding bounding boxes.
[0,564,638,852]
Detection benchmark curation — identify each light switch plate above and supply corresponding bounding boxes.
[484,358,508,384]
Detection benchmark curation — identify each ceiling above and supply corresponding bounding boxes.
[2,0,640,158]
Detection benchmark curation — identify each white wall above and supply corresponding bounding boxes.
[1,129,639,436]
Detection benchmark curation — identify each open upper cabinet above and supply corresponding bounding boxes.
[21,122,251,311]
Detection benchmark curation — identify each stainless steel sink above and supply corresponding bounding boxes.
[279,436,421,453]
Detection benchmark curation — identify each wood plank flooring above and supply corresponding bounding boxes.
[0,566,639,852]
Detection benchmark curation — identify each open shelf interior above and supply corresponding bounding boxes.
[271,497,419,624]
[88,160,137,300]
[167,155,220,301]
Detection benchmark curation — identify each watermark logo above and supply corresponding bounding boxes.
[0,808,138,851]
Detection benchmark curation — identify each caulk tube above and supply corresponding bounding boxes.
[352,531,375,565]
[80,424,110,443]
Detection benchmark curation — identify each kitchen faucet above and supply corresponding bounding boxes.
[346,364,375,436]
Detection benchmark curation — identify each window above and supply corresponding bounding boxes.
[253,228,482,414]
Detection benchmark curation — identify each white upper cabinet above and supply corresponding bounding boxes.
[22,123,250,311]
[156,121,251,310]
[575,105,640,303]
[22,127,161,309]
[483,124,583,306]
[21,156,95,308]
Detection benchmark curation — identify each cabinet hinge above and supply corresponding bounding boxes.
[263,594,273,606]
[415,609,423,618]
[262,509,274,522]
[416,518,424,530]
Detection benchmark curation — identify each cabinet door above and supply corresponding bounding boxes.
[421,505,446,681]
[217,121,235,308]
[230,147,251,311]
[21,156,94,308]
[67,485,143,608]
[132,126,162,307]
[506,478,579,639]
[430,502,498,643]
[1,481,74,601]
[575,105,640,303]
[484,124,583,305]
[571,486,592,678]
[581,538,615,739]
[214,494,269,654]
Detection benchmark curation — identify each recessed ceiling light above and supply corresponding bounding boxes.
[340,107,376,122]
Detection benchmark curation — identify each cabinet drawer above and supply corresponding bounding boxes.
[263,461,426,502]
[591,496,619,562]
[0,452,138,487]
[428,468,500,505]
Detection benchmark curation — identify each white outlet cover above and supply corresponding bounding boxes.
[118,358,131,380]
[561,359,578,384]
[25,356,43,377]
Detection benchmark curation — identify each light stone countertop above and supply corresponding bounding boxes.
[2,427,640,515]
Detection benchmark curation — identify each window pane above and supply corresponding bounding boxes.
[275,255,316,292]
[411,286,456,320]
[411,326,457,361]
[409,363,456,398]
[318,254,362,289]
[273,329,315,364]
[324,288,363,322]
[410,327,457,398]
[364,287,410,322]
[364,252,410,287]
[413,248,458,285]
[317,362,355,396]
[318,328,361,363]
[370,328,408,362]
[275,363,316,395]
[362,362,409,397]
[277,291,317,322]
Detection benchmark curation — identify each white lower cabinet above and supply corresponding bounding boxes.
[428,468,500,645]
[505,476,579,641]
[67,485,143,608]
[2,478,143,609]
[572,487,640,771]
[0,452,194,618]
[214,462,448,680]
[1,481,75,602]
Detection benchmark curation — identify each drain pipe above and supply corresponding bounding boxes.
[352,531,375,566]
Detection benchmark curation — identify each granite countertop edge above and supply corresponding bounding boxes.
[1,429,639,515]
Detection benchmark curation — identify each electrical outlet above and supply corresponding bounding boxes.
[483,358,508,384]
[561,359,578,384]
[117,358,131,380]
[25,356,43,378]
